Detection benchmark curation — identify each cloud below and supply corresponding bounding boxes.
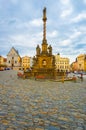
[9,34,37,47]
[60,0,73,18]
[9,30,58,47]
[60,0,70,5]
[0,0,86,63]
[10,0,18,4]
[83,0,86,4]
[70,31,82,39]
[53,28,84,61]
[60,39,71,46]
[29,18,42,27]
[71,12,86,23]
[47,30,58,38]
[57,29,82,47]
[61,8,73,18]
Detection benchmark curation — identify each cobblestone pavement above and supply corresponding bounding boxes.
[0,70,86,130]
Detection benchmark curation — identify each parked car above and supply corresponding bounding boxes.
[4,68,10,70]
[82,72,86,75]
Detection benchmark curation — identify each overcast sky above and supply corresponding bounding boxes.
[0,0,86,63]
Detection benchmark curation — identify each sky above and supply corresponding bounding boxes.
[0,0,86,63]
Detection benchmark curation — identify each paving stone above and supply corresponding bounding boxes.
[0,70,86,129]
[74,127,84,130]
[47,126,60,130]
[35,128,44,130]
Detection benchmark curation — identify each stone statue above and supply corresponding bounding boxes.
[36,45,40,56]
[52,56,55,66]
[33,56,36,65]
[48,45,52,55]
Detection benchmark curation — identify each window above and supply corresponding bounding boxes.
[12,57,14,59]
[15,61,17,64]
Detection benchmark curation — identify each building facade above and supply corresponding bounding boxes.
[0,56,5,65]
[22,56,31,71]
[70,60,78,72]
[55,53,70,72]
[7,47,21,70]
[77,54,86,72]
[0,56,7,70]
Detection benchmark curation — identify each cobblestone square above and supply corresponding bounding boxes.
[0,70,86,130]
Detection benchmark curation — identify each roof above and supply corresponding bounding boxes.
[7,47,20,57]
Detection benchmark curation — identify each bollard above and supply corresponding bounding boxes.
[62,76,64,83]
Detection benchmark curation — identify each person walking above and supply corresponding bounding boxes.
[81,73,83,81]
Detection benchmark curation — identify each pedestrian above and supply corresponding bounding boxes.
[66,71,68,77]
[80,73,83,81]
[72,75,77,82]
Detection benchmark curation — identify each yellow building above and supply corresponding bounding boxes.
[70,61,78,72]
[0,56,4,65]
[77,54,86,72]
[22,56,31,71]
[0,56,7,70]
[55,53,70,72]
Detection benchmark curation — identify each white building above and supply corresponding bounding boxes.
[7,47,21,70]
